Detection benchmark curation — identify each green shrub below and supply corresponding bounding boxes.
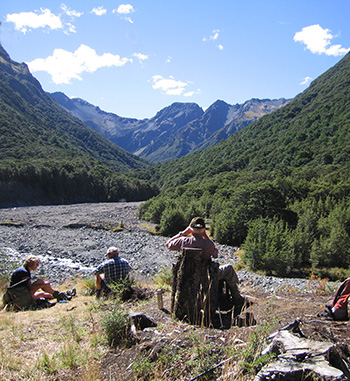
[159,208,187,236]
[242,217,293,276]
[101,306,132,348]
[152,267,173,291]
[79,277,96,296]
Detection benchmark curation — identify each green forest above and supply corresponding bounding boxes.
[137,52,350,280]
[0,44,158,206]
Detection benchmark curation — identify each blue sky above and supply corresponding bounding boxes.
[1,1,350,119]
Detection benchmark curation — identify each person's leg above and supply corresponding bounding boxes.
[32,290,53,300]
[218,265,243,302]
[31,279,71,301]
[101,279,112,296]
[30,279,55,299]
[218,264,253,316]
[96,274,104,298]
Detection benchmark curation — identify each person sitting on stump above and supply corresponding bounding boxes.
[10,255,75,302]
[166,216,250,316]
[92,246,132,298]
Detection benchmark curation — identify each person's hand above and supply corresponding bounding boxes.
[181,226,193,236]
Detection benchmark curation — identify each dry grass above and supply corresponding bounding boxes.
[0,275,345,381]
[0,279,108,380]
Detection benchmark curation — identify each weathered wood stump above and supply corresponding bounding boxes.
[171,248,219,327]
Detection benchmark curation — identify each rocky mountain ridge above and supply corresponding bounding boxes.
[51,92,290,163]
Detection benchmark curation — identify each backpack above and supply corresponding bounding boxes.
[327,278,350,321]
[2,279,34,310]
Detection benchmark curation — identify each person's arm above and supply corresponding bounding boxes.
[165,226,192,248]
[212,246,219,259]
[92,262,105,276]
[206,238,219,259]
[200,230,210,239]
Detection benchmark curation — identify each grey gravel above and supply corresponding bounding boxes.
[0,202,338,292]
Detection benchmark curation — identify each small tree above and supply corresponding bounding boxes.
[159,208,187,236]
[242,217,293,276]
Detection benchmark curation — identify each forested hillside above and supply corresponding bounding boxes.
[0,45,158,206]
[138,52,350,279]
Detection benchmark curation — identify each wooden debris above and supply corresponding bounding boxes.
[256,320,350,380]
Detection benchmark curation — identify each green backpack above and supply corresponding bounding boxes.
[3,279,33,310]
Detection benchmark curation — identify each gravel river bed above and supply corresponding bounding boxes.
[0,202,337,292]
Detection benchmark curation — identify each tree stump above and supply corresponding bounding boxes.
[171,248,219,327]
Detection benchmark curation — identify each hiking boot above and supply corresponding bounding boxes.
[95,289,102,299]
[66,288,76,297]
[55,292,72,302]
[325,305,334,318]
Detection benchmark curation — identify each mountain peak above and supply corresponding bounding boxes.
[0,43,31,76]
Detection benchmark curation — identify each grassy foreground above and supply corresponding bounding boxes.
[0,279,107,380]
[0,275,271,381]
[0,272,335,381]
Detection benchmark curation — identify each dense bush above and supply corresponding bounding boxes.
[139,165,350,278]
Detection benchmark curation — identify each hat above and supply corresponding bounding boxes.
[190,217,205,229]
[106,246,118,256]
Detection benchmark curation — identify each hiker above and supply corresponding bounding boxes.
[166,216,249,315]
[9,255,75,303]
[326,277,350,321]
[92,246,132,298]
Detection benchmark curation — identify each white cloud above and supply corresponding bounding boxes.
[294,24,350,56]
[113,4,135,23]
[166,56,172,64]
[61,4,83,18]
[6,8,63,34]
[115,4,135,14]
[300,76,313,85]
[133,53,148,63]
[27,44,132,84]
[152,75,189,96]
[91,7,107,16]
[203,29,222,47]
[65,23,77,34]
[210,29,220,41]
